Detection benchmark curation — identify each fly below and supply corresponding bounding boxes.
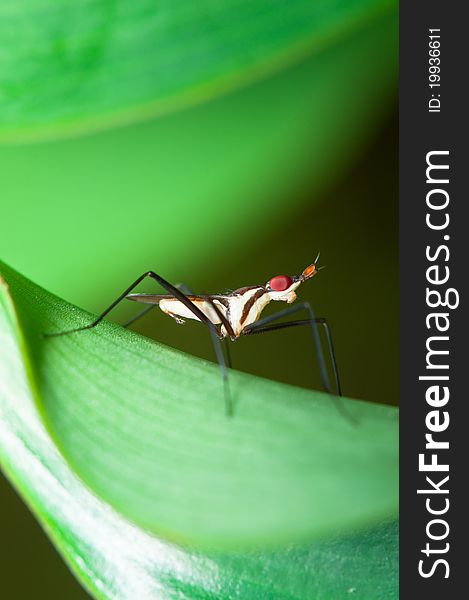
[45,254,343,418]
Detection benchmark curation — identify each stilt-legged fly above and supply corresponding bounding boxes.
[45,254,342,417]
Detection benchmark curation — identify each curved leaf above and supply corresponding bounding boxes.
[0,260,398,551]
[0,0,395,140]
[1,261,398,599]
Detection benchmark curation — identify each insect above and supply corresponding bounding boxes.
[46,254,341,417]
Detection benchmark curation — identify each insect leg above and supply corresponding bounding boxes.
[201,295,233,370]
[43,271,159,337]
[135,276,233,415]
[122,282,193,328]
[223,338,233,369]
[243,302,339,396]
[176,284,233,399]
[171,284,233,370]
[122,304,157,328]
[44,272,233,416]
[244,311,353,423]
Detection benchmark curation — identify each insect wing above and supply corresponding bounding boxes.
[126,293,229,305]
[126,293,169,304]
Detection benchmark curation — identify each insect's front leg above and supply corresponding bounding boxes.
[243,302,341,397]
[243,305,354,423]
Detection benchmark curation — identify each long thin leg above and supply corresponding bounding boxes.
[122,302,233,371]
[208,326,232,416]
[177,284,233,370]
[122,304,157,328]
[224,338,233,369]
[244,313,353,423]
[122,282,193,328]
[245,317,341,397]
[44,272,233,416]
[200,295,234,369]
[243,302,340,395]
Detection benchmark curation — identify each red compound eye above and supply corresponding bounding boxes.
[269,275,293,291]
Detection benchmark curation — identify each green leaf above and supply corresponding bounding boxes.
[0,261,397,599]
[0,260,397,552]
[0,0,395,140]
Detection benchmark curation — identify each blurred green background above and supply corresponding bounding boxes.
[0,113,397,598]
[1,1,397,597]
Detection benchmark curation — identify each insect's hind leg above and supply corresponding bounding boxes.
[43,271,157,338]
[44,272,234,416]
[122,304,156,328]
[122,283,193,329]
